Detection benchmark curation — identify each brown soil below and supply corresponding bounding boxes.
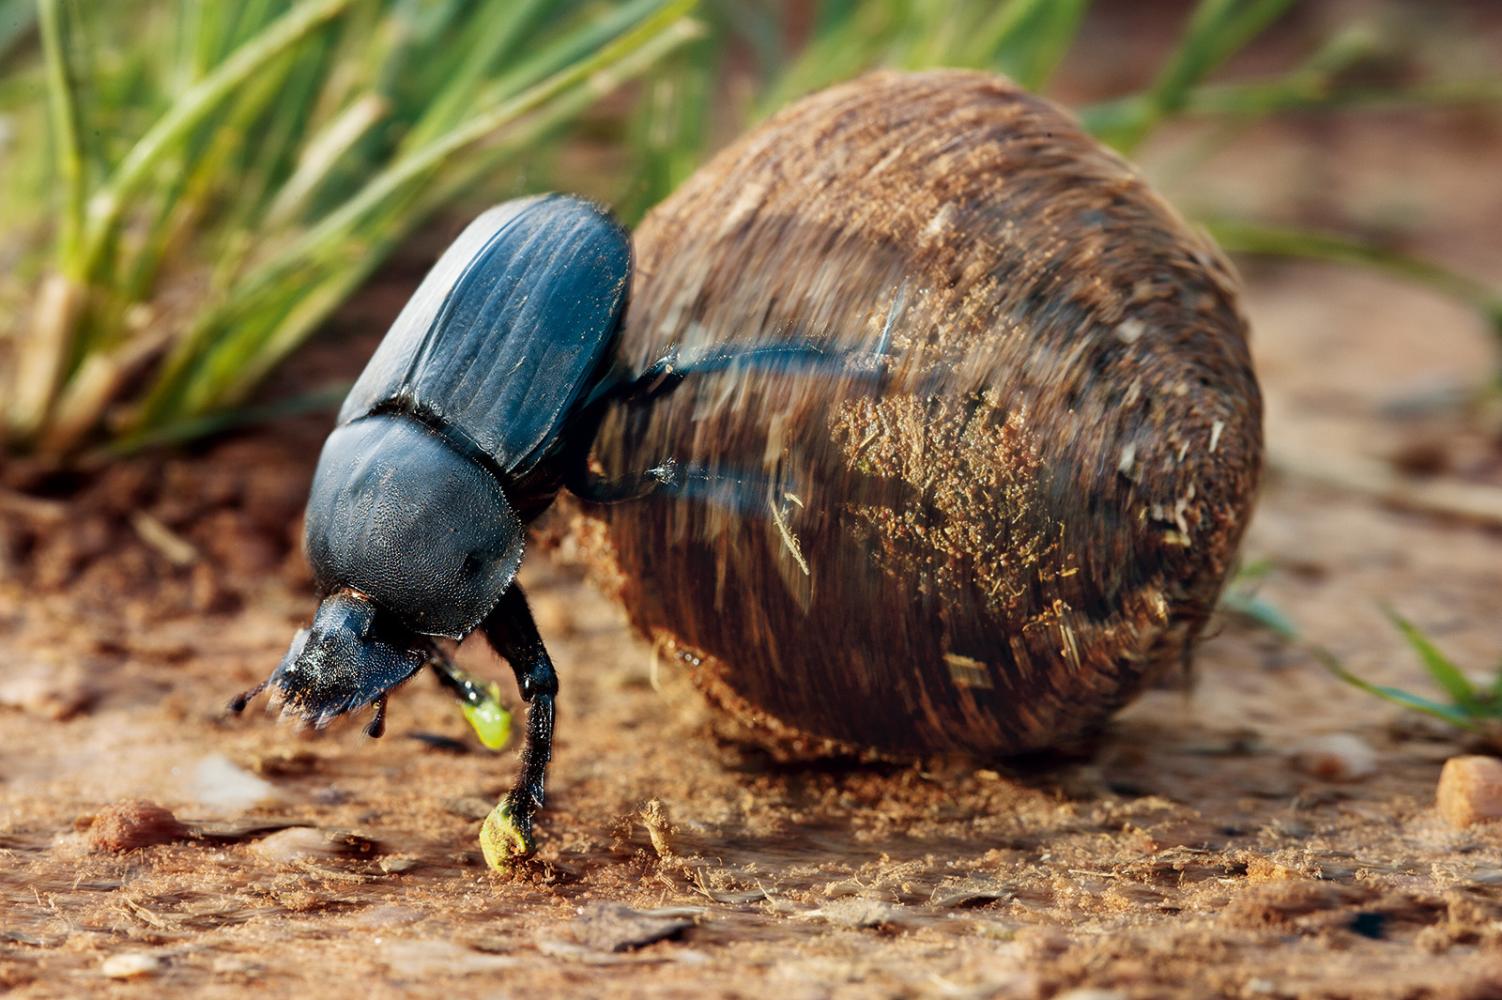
[5,34,1502,1000]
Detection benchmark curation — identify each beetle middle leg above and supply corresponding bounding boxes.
[475,584,557,868]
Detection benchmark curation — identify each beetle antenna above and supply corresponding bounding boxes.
[226,680,267,716]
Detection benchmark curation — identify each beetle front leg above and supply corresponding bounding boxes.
[476,584,557,869]
[567,455,794,517]
[585,280,911,410]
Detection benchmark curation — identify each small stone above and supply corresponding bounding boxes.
[86,800,190,852]
[1291,733,1377,782]
[566,903,697,953]
[1437,756,1502,828]
[101,952,165,979]
[251,827,381,865]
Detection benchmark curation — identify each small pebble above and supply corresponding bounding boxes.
[87,800,189,852]
[1437,755,1502,828]
[101,952,165,979]
[252,826,380,864]
[1291,733,1377,782]
[252,827,328,864]
[566,903,697,953]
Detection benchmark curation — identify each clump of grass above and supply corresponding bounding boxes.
[1,0,699,459]
[4,0,1501,460]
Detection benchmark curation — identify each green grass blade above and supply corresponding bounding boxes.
[86,382,351,462]
[7,0,88,440]
[1204,218,1502,335]
[1099,0,1298,152]
[989,0,1091,92]
[124,1,701,436]
[79,0,355,280]
[1382,606,1482,711]
[37,0,85,263]
[1312,643,1479,729]
[399,0,549,150]
[258,0,698,290]
[1219,590,1300,642]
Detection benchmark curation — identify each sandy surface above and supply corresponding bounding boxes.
[4,30,1502,1000]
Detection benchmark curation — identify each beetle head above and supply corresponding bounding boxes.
[234,589,432,728]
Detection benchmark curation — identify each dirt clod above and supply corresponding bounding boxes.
[85,800,189,852]
[1436,755,1502,828]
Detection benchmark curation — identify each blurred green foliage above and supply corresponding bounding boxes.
[1,0,698,455]
[1,0,1499,459]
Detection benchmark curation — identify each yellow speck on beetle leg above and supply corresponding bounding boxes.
[459,681,511,750]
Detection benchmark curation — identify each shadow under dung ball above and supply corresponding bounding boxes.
[578,70,1263,757]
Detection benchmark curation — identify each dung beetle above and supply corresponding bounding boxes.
[230,194,864,865]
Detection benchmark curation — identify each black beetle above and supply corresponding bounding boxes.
[230,193,859,865]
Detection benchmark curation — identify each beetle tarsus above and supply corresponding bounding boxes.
[479,584,558,867]
[364,694,388,739]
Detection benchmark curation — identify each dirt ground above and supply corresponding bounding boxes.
[6,24,1502,1000]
